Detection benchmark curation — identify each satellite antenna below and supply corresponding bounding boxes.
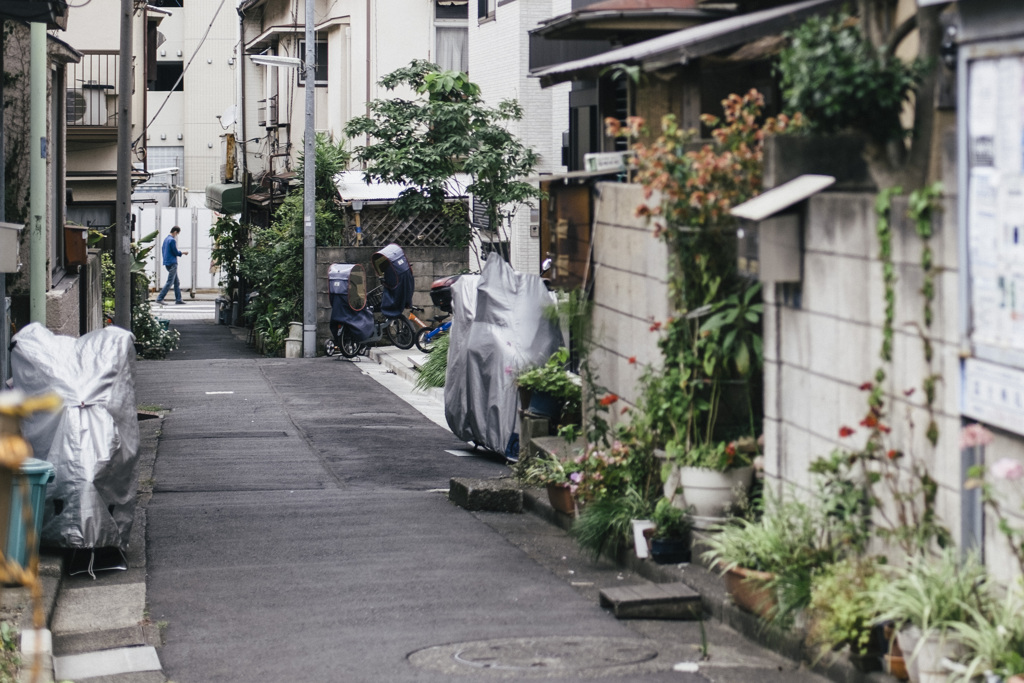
[218,105,236,129]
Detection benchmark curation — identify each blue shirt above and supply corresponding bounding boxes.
[162,234,182,266]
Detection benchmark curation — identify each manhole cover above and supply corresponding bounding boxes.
[409,636,660,677]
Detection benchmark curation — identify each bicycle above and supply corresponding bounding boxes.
[326,284,416,358]
[368,286,416,350]
[414,312,451,353]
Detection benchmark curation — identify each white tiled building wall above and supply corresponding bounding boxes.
[469,0,570,274]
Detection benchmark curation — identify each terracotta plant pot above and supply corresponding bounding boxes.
[546,483,576,516]
[723,566,775,619]
[884,655,909,681]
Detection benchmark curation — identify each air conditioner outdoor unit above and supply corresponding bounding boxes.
[66,83,109,126]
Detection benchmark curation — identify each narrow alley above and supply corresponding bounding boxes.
[132,317,829,682]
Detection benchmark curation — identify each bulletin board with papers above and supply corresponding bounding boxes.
[962,46,1024,435]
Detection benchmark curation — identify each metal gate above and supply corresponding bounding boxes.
[133,205,220,296]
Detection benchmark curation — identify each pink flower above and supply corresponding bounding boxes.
[960,423,994,450]
[569,472,583,484]
[990,458,1024,481]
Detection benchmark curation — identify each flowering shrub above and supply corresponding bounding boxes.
[612,91,792,471]
[834,381,952,555]
[570,440,634,504]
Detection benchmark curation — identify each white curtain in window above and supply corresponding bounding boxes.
[436,27,468,73]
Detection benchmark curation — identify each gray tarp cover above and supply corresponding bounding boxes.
[11,324,139,550]
[444,253,563,453]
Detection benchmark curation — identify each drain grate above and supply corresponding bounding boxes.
[409,636,660,678]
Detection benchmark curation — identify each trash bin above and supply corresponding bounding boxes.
[4,458,55,568]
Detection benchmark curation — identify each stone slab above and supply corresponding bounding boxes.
[53,646,161,681]
[51,583,147,655]
[599,582,702,620]
[448,477,523,513]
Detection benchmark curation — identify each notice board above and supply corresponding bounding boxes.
[961,42,1024,434]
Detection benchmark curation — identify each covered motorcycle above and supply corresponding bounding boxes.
[444,253,563,457]
[10,323,139,552]
[329,263,374,342]
[371,244,414,318]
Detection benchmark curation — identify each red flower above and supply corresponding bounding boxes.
[599,393,619,407]
[859,382,873,391]
[839,426,856,438]
[628,356,637,365]
[725,442,737,456]
[620,406,630,415]
[887,449,902,460]
[649,321,662,332]
[878,424,891,434]
[860,415,879,428]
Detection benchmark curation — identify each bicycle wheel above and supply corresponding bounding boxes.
[415,327,437,354]
[339,327,362,358]
[386,317,416,350]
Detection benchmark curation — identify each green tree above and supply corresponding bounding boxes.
[344,60,540,247]
[239,135,347,355]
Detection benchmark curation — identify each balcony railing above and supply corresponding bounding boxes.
[66,51,120,127]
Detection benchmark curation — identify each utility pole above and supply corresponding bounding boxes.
[114,0,133,330]
[302,0,316,357]
[29,23,46,324]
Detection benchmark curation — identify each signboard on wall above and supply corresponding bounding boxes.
[962,358,1024,434]
[965,56,1024,354]
[962,45,1024,436]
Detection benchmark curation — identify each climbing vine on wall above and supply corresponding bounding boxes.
[908,182,943,446]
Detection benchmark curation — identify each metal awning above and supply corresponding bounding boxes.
[531,0,841,87]
[333,171,472,205]
[730,174,835,221]
[523,169,625,183]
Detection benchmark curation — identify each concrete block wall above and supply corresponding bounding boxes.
[589,182,669,412]
[45,275,81,338]
[764,191,971,553]
[316,245,468,346]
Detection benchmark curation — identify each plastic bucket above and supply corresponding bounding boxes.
[6,458,55,568]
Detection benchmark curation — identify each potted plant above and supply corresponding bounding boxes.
[515,453,582,516]
[648,497,692,564]
[660,440,755,529]
[701,492,836,627]
[806,558,887,672]
[872,549,991,683]
[950,579,1024,683]
[515,347,582,425]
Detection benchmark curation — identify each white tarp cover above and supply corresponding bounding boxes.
[11,324,140,550]
[444,253,563,454]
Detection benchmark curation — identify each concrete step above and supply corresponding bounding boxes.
[449,477,523,513]
[50,579,157,656]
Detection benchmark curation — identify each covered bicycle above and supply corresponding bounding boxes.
[371,244,416,349]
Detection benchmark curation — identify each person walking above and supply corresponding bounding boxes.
[156,226,189,305]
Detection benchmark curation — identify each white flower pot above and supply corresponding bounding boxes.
[900,625,966,683]
[667,465,754,529]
